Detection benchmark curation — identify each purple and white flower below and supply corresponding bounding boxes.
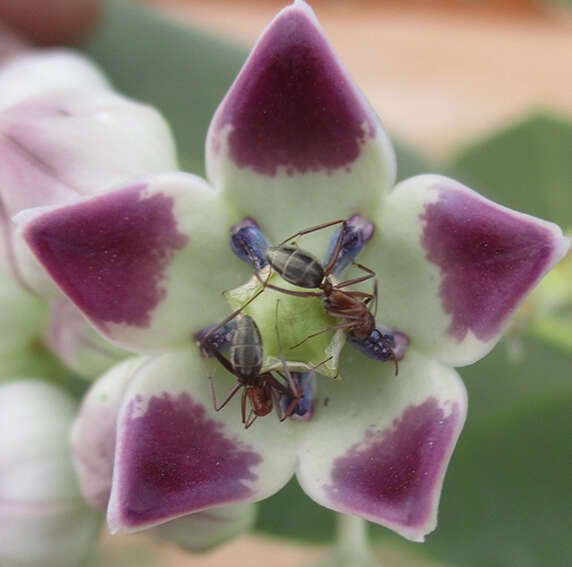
[16,0,569,544]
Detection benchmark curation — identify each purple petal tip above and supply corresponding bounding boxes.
[421,182,565,342]
[209,2,376,176]
[24,185,188,331]
[324,398,460,538]
[115,393,262,529]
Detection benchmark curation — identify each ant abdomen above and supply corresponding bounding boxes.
[230,315,264,380]
[266,246,324,288]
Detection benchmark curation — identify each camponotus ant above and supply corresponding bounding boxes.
[232,218,400,374]
[197,300,319,429]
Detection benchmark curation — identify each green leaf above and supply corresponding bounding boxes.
[449,113,572,227]
[394,139,433,182]
[82,0,248,175]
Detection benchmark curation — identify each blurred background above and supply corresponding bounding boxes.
[141,0,572,159]
[29,0,572,566]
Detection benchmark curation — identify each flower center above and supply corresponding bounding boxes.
[224,267,344,379]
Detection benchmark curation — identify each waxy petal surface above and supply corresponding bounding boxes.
[0,381,100,567]
[108,348,299,532]
[45,299,127,380]
[0,49,109,111]
[151,503,255,552]
[0,90,177,217]
[207,0,394,243]
[365,175,569,365]
[71,357,148,509]
[22,173,242,352]
[297,350,467,542]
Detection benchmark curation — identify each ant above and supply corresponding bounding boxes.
[258,219,399,375]
[229,218,403,373]
[199,299,317,429]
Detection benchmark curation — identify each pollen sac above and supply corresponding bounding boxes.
[195,319,238,357]
[324,215,375,276]
[348,325,409,363]
[281,371,316,421]
[230,218,269,270]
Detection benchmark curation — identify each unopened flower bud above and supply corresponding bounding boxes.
[0,380,100,567]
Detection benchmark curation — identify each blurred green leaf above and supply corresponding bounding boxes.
[83,0,248,175]
[394,140,433,182]
[0,346,69,385]
[449,113,572,228]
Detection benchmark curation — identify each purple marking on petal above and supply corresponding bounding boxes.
[421,187,559,341]
[212,6,375,176]
[324,398,459,529]
[24,185,188,329]
[117,393,262,528]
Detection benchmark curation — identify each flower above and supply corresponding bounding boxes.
[0,48,174,378]
[0,48,177,295]
[0,380,100,567]
[18,0,569,543]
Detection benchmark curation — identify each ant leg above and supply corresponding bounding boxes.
[241,389,248,425]
[209,375,242,412]
[333,289,374,304]
[334,262,376,289]
[278,219,347,247]
[261,281,322,298]
[377,333,399,376]
[322,221,348,277]
[252,265,322,299]
[290,320,359,350]
[373,279,379,318]
[244,415,258,429]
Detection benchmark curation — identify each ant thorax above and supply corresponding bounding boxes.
[224,265,345,380]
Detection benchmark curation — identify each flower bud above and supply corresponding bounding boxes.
[151,503,256,553]
[0,380,100,567]
[71,357,149,509]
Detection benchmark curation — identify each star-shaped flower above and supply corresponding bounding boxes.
[18,1,568,543]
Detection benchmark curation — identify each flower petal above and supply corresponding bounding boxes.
[0,90,177,217]
[107,348,299,533]
[151,503,256,552]
[206,0,395,242]
[0,49,109,111]
[71,357,148,510]
[45,299,127,380]
[296,349,467,542]
[366,175,570,365]
[21,173,243,352]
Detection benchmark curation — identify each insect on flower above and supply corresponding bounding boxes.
[264,220,400,373]
[229,217,402,373]
[199,300,315,428]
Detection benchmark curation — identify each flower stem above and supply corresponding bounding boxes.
[306,514,382,567]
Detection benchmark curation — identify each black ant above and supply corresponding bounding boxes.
[258,220,399,374]
[199,299,318,428]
